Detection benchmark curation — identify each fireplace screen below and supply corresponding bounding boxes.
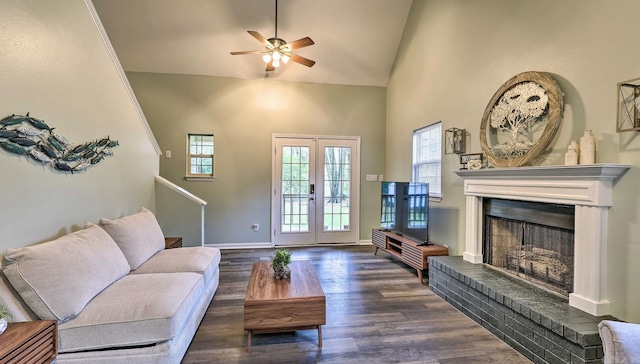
[483,199,575,297]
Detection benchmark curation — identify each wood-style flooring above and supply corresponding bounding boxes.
[182,245,531,364]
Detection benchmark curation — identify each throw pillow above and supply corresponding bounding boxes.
[2,224,130,322]
[99,207,165,270]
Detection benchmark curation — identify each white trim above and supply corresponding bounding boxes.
[184,176,214,182]
[316,137,361,245]
[186,133,215,178]
[207,242,273,250]
[85,0,161,156]
[155,176,207,205]
[455,164,630,316]
[273,134,362,141]
[207,241,371,250]
[271,134,362,246]
[413,122,442,197]
[155,176,207,246]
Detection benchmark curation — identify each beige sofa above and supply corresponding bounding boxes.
[0,208,220,364]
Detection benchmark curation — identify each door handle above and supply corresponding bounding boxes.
[309,184,315,201]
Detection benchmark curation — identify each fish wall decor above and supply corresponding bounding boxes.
[0,113,119,174]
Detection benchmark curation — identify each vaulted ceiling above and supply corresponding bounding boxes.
[92,0,414,87]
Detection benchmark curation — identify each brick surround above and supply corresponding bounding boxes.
[429,256,615,364]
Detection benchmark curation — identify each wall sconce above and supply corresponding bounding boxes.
[445,127,466,154]
[617,77,640,132]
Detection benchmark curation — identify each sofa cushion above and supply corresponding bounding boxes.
[99,207,165,270]
[132,247,221,286]
[57,272,204,353]
[1,224,130,322]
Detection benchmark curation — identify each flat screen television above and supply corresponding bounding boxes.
[380,181,430,245]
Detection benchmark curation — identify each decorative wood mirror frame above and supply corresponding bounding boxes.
[480,71,564,167]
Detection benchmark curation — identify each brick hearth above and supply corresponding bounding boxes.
[429,256,614,364]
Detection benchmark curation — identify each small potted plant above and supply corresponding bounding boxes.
[0,305,12,335]
[270,248,292,279]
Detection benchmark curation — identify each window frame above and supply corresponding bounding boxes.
[185,133,214,181]
[412,122,442,200]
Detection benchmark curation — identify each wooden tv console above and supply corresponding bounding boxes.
[372,228,449,283]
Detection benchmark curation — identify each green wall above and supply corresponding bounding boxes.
[127,72,386,245]
[0,1,159,250]
[387,0,640,322]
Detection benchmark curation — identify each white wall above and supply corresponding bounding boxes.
[0,1,159,250]
[387,0,640,322]
[126,72,386,245]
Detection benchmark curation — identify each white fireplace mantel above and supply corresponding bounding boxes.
[454,164,630,316]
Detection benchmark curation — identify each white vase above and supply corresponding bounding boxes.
[579,130,595,165]
[570,140,580,157]
[0,319,7,335]
[564,143,578,166]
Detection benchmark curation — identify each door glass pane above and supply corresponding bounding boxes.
[323,146,350,231]
[281,146,310,233]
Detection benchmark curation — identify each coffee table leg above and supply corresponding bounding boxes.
[247,330,252,353]
[318,326,322,347]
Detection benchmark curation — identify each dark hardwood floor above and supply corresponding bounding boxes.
[183,245,531,364]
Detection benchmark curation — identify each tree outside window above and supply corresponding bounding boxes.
[187,134,214,179]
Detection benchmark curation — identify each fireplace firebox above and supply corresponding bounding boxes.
[483,198,575,296]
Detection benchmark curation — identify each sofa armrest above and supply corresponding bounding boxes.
[598,320,640,364]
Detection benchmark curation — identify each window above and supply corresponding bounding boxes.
[413,122,442,198]
[187,134,214,179]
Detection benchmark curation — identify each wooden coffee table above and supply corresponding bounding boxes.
[244,260,326,352]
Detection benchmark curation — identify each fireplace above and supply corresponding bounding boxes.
[454,164,629,316]
[483,198,575,296]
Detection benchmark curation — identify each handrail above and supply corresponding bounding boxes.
[155,176,207,246]
[155,176,207,206]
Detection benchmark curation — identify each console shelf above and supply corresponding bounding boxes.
[372,228,449,283]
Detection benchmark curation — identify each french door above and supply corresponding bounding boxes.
[272,135,360,246]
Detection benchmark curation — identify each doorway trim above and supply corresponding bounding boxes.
[271,134,361,246]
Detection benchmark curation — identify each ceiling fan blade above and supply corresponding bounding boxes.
[288,53,316,67]
[248,31,274,49]
[266,60,275,72]
[230,50,267,55]
[281,37,314,51]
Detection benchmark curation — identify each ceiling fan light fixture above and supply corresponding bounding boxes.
[230,0,315,71]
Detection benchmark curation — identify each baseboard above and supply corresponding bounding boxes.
[205,242,273,250]
[206,240,372,249]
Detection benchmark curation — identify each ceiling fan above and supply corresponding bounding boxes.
[230,0,315,72]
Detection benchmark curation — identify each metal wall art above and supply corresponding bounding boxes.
[0,113,119,174]
[480,71,564,167]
